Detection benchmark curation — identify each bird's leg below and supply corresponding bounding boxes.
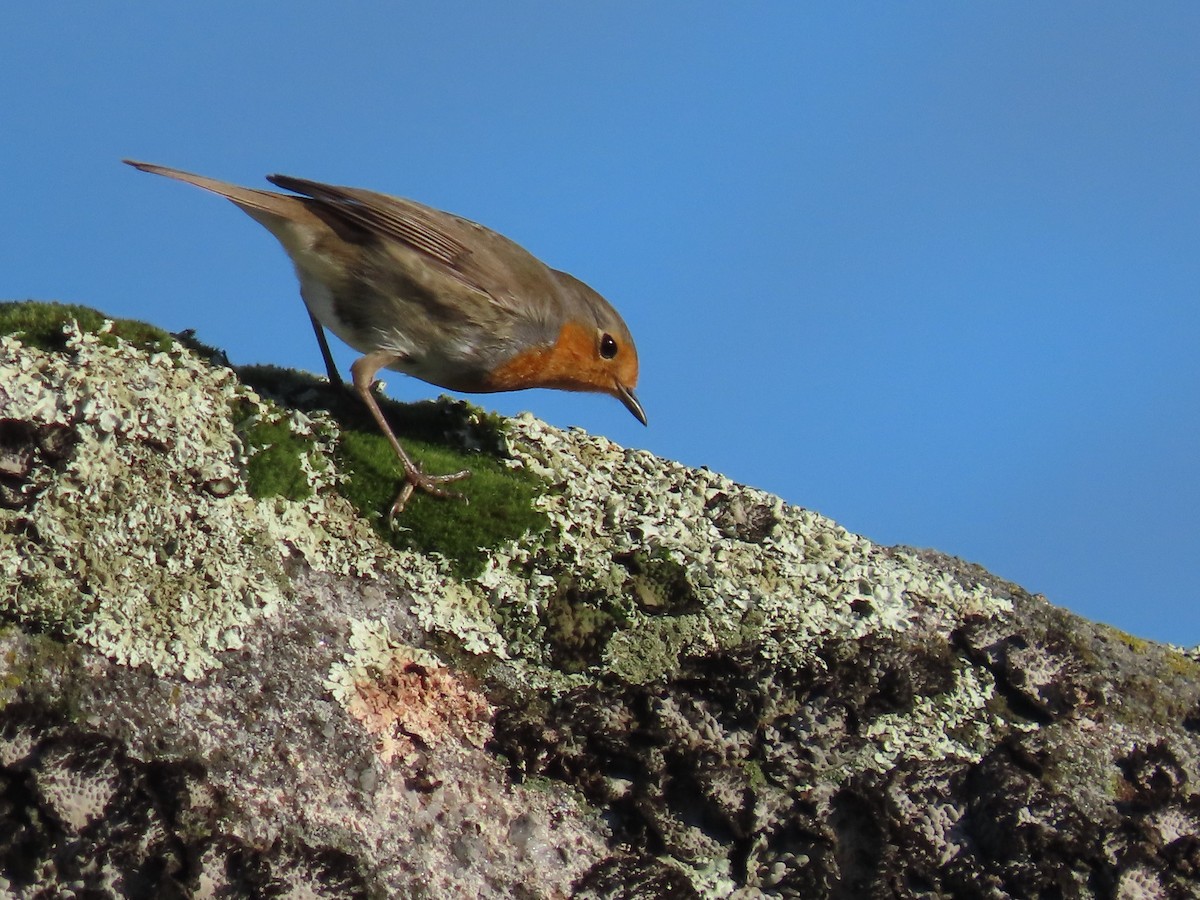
[350,351,471,520]
[306,309,343,387]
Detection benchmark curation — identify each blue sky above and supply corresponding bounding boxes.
[4,5,1198,645]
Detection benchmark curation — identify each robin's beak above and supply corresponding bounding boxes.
[616,384,647,426]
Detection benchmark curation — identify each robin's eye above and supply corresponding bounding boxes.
[599,333,618,359]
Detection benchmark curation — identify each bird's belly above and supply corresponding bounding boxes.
[296,276,391,356]
[384,345,495,394]
[298,272,496,391]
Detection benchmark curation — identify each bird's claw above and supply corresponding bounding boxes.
[386,466,472,522]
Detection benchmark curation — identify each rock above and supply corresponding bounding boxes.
[1,302,1198,898]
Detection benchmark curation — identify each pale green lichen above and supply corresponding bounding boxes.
[408,566,511,659]
[858,661,1000,771]
[458,413,1013,693]
[1,317,395,678]
[0,324,287,678]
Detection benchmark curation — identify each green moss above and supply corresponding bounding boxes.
[0,301,174,353]
[233,407,316,502]
[233,364,547,577]
[334,426,547,579]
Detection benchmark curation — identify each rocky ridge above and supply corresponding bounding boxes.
[1,303,1199,898]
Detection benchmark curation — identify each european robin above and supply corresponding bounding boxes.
[124,160,645,517]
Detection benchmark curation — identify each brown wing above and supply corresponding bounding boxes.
[266,174,507,298]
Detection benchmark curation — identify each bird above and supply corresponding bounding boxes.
[123,160,645,518]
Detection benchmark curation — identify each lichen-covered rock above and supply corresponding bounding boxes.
[1,302,1199,898]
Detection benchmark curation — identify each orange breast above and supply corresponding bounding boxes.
[485,321,611,394]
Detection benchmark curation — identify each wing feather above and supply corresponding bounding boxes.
[266,175,495,295]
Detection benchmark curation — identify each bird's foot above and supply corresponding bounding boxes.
[387,465,472,522]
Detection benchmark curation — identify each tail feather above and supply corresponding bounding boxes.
[122,160,320,235]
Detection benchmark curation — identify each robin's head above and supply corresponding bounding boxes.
[485,271,645,425]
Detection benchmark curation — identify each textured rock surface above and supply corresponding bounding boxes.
[1,305,1199,898]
